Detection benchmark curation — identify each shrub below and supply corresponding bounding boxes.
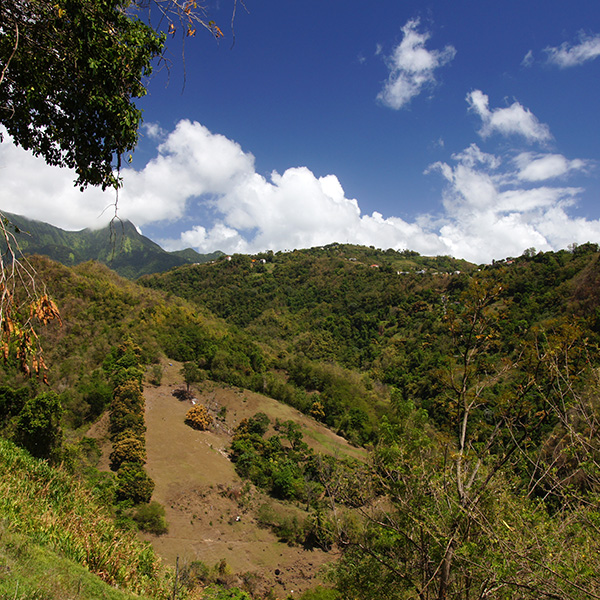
[181,361,204,391]
[180,560,211,589]
[110,413,146,442]
[202,586,252,600]
[148,364,163,386]
[14,392,63,460]
[246,412,270,435]
[109,379,145,439]
[299,586,341,600]
[271,459,303,499]
[133,501,168,535]
[111,365,145,388]
[234,412,270,437]
[116,462,154,504]
[113,379,144,408]
[304,510,336,550]
[310,400,326,420]
[256,502,307,545]
[185,405,213,431]
[110,436,147,470]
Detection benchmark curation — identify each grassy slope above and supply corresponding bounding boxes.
[0,531,150,600]
[122,360,361,597]
[0,439,170,600]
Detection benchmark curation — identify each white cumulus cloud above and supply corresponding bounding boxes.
[428,145,597,261]
[0,121,256,230]
[377,18,456,109]
[545,32,600,67]
[0,127,114,230]
[2,120,600,264]
[514,152,589,182]
[466,90,552,143]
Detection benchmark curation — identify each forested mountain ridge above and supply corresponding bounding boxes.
[140,242,600,434]
[1,211,222,278]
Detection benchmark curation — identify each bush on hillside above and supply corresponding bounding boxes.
[299,586,341,600]
[148,364,163,386]
[112,379,144,409]
[110,436,147,470]
[202,586,252,600]
[116,462,154,504]
[185,405,213,431]
[111,365,145,388]
[109,380,145,439]
[110,414,146,443]
[133,501,168,535]
[180,560,211,589]
[15,392,63,460]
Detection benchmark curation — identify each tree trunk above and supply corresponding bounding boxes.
[438,541,454,600]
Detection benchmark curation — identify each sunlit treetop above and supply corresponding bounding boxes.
[0,0,167,190]
[0,0,227,191]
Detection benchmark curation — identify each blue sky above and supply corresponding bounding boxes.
[2,0,600,262]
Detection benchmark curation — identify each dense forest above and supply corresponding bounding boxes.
[1,242,600,599]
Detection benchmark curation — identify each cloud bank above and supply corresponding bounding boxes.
[0,96,598,265]
[377,19,456,109]
[427,143,591,260]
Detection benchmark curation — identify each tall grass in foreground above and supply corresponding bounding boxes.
[0,438,168,597]
[0,528,153,600]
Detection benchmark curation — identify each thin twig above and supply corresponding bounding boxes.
[0,22,19,88]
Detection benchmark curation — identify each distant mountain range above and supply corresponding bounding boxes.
[1,212,222,279]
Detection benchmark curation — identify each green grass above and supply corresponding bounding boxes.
[0,529,149,600]
[302,428,366,462]
[0,439,169,599]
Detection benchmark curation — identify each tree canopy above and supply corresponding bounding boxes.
[0,0,164,190]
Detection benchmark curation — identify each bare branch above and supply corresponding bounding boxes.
[0,22,19,89]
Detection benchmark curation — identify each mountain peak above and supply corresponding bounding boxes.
[0,212,219,279]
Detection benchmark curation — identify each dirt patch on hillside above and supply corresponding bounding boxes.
[138,359,361,597]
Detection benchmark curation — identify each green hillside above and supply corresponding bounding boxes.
[141,243,600,438]
[1,242,600,599]
[1,212,222,278]
[0,438,167,600]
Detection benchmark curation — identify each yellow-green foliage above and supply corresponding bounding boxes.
[116,462,155,504]
[0,529,152,600]
[113,379,144,408]
[109,436,147,470]
[107,345,155,504]
[185,404,213,431]
[115,378,143,400]
[0,438,165,596]
[110,380,146,442]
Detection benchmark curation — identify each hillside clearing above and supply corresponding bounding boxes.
[93,359,365,597]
